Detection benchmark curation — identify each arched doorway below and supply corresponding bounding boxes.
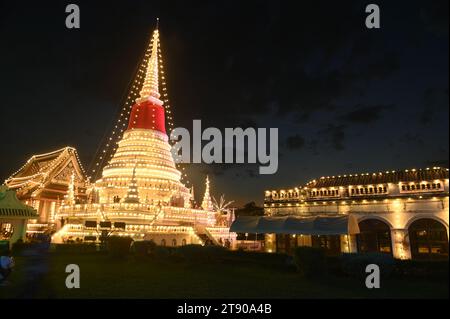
[409,219,448,260]
[357,219,392,254]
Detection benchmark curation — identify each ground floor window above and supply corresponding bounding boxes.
[275,234,298,255]
[311,235,341,256]
[275,234,341,255]
[357,219,392,254]
[409,219,448,260]
[0,222,14,240]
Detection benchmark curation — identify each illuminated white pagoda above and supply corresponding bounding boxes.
[53,25,236,247]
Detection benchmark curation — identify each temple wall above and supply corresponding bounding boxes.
[143,232,202,246]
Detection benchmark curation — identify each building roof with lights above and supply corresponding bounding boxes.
[306,167,449,188]
[4,146,87,200]
[265,167,449,204]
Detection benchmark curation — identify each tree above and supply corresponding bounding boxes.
[235,201,264,217]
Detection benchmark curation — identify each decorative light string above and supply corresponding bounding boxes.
[155,30,193,191]
[88,35,155,181]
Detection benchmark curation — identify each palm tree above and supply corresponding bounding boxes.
[212,194,234,227]
[212,194,234,213]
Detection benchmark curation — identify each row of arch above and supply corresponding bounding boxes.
[273,217,448,260]
[357,218,449,259]
[159,238,187,247]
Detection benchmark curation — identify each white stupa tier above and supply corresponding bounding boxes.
[96,128,191,206]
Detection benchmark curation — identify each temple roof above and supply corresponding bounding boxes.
[306,167,449,188]
[0,185,38,219]
[4,147,87,198]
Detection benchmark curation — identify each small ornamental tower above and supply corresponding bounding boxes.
[124,165,140,204]
[65,171,75,206]
[189,185,195,208]
[201,175,213,211]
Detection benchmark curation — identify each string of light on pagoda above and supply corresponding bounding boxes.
[156,31,193,189]
[88,34,155,181]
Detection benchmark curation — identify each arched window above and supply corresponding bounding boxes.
[357,219,392,254]
[409,219,448,260]
[172,239,177,247]
[161,239,166,246]
[182,239,187,246]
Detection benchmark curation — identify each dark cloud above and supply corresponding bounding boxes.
[319,124,347,151]
[420,0,449,37]
[419,88,449,125]
[341,104,394,124]
[400,133,425,147]
[285,134,305,150]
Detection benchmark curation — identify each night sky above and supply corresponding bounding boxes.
[1,0,448,205]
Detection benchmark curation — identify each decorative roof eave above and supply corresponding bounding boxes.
[5,147,87,196]
[5,147,86,183]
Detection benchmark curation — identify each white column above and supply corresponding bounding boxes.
[391,229,411,260]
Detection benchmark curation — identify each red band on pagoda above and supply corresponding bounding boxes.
[127,100,166,133]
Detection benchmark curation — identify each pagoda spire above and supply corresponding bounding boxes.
[137,24,162,105]
[201,175,213,211]
[127,22,166,132]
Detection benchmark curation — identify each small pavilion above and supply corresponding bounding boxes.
[0,185,38,248]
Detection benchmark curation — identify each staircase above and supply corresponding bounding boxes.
[195,228,221,246]
[196,233,210,246]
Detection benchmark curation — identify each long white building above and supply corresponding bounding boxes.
[258,167,449,260]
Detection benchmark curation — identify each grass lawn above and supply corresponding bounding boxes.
[1,253,448,299]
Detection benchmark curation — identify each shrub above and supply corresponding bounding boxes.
[341,253,395,279]
[132,240,157,258]
[220,250,290,270]
[293,246,327,277]
[107,236,133,258]
[12,241,50,256]
[153,246,171,260]
[177,244,227,264]
[394,259,449,280]
[53,243,98,254]
[326,256,345,276]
